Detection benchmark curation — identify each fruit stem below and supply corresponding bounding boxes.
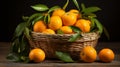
[63,0,69,10]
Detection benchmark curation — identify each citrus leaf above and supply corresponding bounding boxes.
[32,15,44,25]
[72,0,80,11]
[24,27,31,40]
[48,6,60,13]
[82,7,101,13]
[63,0,69,10]
[28,13,43,23]
[22,16,29,21]
[55,51,74,62]
[103,26,110,40]
[14,22,26,37]
[57,29,64,34]
[93,18,103,34]
[81,3,86,12]
[90,17,95,31]
[70,26,81,33]
[68,32,81,42]
[6,53,20,62]
[31,4,49,11]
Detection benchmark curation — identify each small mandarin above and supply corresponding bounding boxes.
[33,20,47,32]
[80,46,97,62]
[61,12,77,26]
[75,19,91,32]
[52,9,65,17]
[49,16,62,31]
[29,48,45,63]
[42,29,55,34]
[69,9,81,19]
[98,48,115,63]
[60,26,73,34]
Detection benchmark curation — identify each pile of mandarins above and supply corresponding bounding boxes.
[33,9,91,34]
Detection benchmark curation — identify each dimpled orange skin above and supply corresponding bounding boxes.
[75,19,91,33]
[52,9,65,17]
[29,48,45,63]
[69,9,81,19]
[60,26,73,34]
[61,12,77,26]
[49,16,62,31]
[33,21,47,32]
[42,29,55,34]
[98,48,115,63]
[80,46,97,62]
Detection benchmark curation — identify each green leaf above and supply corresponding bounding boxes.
[81,3,86,12]
[24,27,31,39]
[22,16,29,21]
[70,26,81,33]
[57,29,64,34]
[31,4,49,11]
[6,53,20,62]
[28,13,43,23]
[32,15,44,25]
[82,7,101,13]
[68,32,81,42]
[14,22,26,38]
[48,6,60,13]
[93,18,103,34]
[90,17,95,31]
[55,51,74,62]
[103,26,110,40]
[63,0,69,10]
[72,0,80,11]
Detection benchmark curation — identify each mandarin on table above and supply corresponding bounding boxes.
[80,46,97,63]
[98,48,115,63]
[33,20,47,32]
[49,16,62,31]
[29,48,45,63]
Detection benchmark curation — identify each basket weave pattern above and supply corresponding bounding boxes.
[29,32,100,59]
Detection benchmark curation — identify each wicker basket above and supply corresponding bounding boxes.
[29,31,100,59]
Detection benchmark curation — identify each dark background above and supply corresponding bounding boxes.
[0,0,120,42]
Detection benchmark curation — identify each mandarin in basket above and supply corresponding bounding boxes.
[49,16,62,31]
[61,12,77,26]
[69,9,81,19]
[80,46,97,62]
[33,20,47,32]
[52,9,65,17]
[75,19,91,33]
[60,26,73,34]
[29,48,45,63]
[98,48,115,63]
[42,29,55,34]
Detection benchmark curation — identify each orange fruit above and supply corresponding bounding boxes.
[60,26,73,34]
[49,16,62,31]
[33,20,47,32]
[52,9,65,17]
[61,12,77,26]
[29,48,45,63]
[75,19,91,32]
[80,46,97,62]
[98,48,115,63]
[69,9,81,19]
[42,29,55,34]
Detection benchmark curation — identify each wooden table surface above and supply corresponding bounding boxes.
[0,42,120,67]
